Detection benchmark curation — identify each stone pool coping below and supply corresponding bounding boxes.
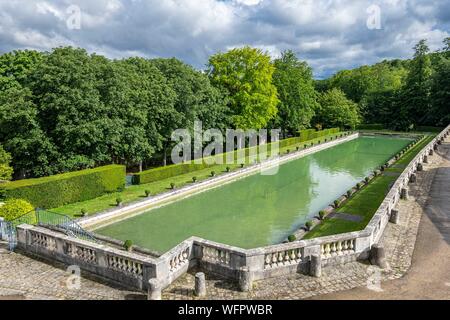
[77,131,359,231]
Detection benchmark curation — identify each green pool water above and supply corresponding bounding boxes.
[96,136,411,252]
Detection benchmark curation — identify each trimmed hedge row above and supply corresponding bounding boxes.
[415,126,444,132]
[357,124,385,130]
[132,128,340,185]
[132,162,214,185]
[0,165,126,209]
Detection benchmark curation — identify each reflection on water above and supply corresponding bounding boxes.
[97,136,412,252]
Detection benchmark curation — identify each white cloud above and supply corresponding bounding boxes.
[0,0,448,78]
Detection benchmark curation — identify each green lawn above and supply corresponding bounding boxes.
[304,134,435,239]
[52,132,350,217]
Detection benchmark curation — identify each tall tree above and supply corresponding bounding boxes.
[272,50,317,136]
[207,46,279,129]
[314,88,361,129]
[398,39,432,128]
[429,38,450,126]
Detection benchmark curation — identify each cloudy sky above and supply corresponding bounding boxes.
[0,0,449,78]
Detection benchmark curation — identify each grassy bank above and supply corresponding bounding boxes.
[304,134,435,239]
[52,131,350,217]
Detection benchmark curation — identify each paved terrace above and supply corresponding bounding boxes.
[1,136,449,300]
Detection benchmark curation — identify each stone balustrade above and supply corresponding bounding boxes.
[14,125,449,297]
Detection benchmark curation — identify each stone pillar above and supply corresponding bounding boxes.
[309,254,322,277]
[434,144,438,150]
[369,244,387,269]
[194,272,206,297]
[238,267,253,292]
[409,174,416,184]
[429,149,434,156]
[147,278,162,300]
[389,209,399,224]
[417,163,423,171]
[423,155,428,163]
[400,187,408,200]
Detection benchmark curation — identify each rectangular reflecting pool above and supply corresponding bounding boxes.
[96,136,412,252]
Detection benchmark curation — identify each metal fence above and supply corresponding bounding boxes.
[4,209,97,251]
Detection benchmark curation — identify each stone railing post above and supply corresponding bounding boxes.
[409,174,416,184]
[417,163,423,171]
[400,187,408,200]
[370,244,387,269]
[309,254,322,277]
[389,209,399,224]
[148,278,162,300]
[194,272,206,297]
[238,266,253,292]
[423,155,428,163]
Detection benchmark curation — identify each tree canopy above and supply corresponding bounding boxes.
[207,46,279,129]
[314,88,361,129]
[272,50,317,136]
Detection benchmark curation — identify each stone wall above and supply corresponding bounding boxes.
[15,125,450,297]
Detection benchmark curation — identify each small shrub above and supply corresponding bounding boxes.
[81,208,88,217]
[192,176,197,183]
[334,199,340,208]
[286,149,290,154]
[319,210,326,220]
[318,140,321,144]
[123,240,133,252]
[304,144,307,149]
[240,163,244,168]
[0,198,34,221]
[347,190,352,197]
[210,171,216,177]
[144,190,151,197]
[116,197,123,206]
[296,146,299,151]
[170,182,176,189]
[356,182,362,189]
[226,166,231,173]
[287,234,296,242]
[305,220,313,230]
[365,177,370,183]
[380,165,385,171]
[373,170,379,176]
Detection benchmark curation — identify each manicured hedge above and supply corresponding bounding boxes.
[0,165,126,209]
[415,126,444,132]
[132,128,340,185]
[132,162,214,185]
[357,124,385,130]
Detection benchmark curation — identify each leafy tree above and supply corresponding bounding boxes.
[30,47,107,171]
[101,57,177,168]
[0,144,13,181]
[0,81,56,178]
[429,38,450,126]
[152,58,228,164]
[272,50,317,136]
[207,46,279,129]
[397,39,433,128]
[314,88,361,129]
